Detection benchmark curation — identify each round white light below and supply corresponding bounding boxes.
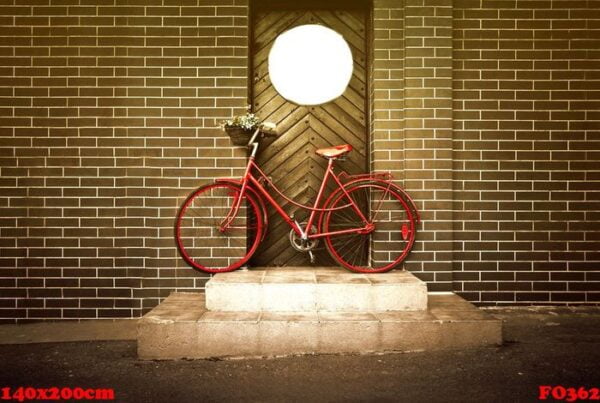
[268,24,353,106]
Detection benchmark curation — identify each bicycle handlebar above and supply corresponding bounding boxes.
[259,122,279,137]
[247,122,278,154]
[247,122,278,146]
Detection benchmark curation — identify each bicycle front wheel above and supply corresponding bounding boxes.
[175,183,263,273]
[323,183,416,273]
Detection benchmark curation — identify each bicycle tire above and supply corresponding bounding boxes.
[322,182,417,273]
[175,183,263,273]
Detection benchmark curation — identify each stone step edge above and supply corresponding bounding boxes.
[205,273,429,312]
[137,293,503,360]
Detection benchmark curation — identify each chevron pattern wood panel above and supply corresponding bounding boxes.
[250,8,368,267]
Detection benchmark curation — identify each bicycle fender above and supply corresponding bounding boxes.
[341,177,421,224]
[215,178,242,186]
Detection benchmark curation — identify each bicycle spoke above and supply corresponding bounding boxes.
[338,234,356,252]
[348,236,364,267]
[337,235,362,262]
[333,206,359,225]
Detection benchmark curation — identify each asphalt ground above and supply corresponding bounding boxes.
[0,307,598,402]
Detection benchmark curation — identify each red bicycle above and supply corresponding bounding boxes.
[175,123,420,274]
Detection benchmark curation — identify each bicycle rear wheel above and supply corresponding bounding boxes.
[175,183,263,273]
[323,183,416,273]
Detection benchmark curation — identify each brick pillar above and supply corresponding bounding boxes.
[372,0,405,181]
[373,0,453,291]
[371,1,406,271]
[403,0,453,291]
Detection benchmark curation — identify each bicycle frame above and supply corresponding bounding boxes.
[175,124,423,273]
[218,143,373,241]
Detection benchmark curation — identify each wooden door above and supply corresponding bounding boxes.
[250,6,368,267]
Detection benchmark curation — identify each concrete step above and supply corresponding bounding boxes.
[137,292,503,360]
[206,267,428,312]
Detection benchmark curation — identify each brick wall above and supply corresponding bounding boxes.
[404,0,454,291]
[0,0,249,322]
[1,0,599,322]
[453,0,600,304]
